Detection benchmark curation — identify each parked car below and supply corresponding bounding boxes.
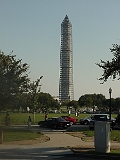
[114,113,120,129]
[89,114,115,130]
[38,117,70,129]
[61,115,77,125]
[80,114,115,126]
[80,114,95,125]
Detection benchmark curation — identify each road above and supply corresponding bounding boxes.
[66,123,89,131]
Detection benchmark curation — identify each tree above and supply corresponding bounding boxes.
[0,51,30,111]
[28,76,43,111]
[95,94,106,109]
[37,92,59,112]
[68,100,78,111]
[38,92,50,112]
[14,93,30,112]
[96,44,120,83]
[78,94,106,112]
[114,98,120,111]
[78,94,93,108]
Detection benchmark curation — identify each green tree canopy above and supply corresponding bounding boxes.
[68,100,78,110]
[78,94,106,110]
[96,44,120,83]
[0,51,30,111]
[28,76,43,111]
[78,94,92,108]
[114,97,120,111]
[37,92,60,112]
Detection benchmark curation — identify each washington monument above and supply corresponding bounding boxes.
[59,15,74,102]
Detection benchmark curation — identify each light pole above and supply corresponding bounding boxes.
[68,94,70,102]
[109,87,112,120]
[68,94,70,115]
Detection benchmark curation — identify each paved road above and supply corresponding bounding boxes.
[66,123,89,131]
[0,125,119,160]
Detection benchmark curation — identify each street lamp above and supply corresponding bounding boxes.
[109,87,112,120]
[68,94,70,116]
[68,94,70,101]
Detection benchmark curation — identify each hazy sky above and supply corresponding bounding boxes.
[1,0,120,100]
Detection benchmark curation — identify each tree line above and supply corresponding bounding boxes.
[78,94,120,113]
[0,44,120,113]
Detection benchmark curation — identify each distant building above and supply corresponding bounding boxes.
[59,15,74,102]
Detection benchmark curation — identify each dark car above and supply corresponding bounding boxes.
[114,113,120,129]
[89,114,115,130]
[61,116,77,125]
[38,117,70,129]
[80,114,95,125]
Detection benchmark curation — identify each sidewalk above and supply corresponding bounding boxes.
[31,125,120,150]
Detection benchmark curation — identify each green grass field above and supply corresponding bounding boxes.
[83,130,120,142]
[0,112,118,125]
[3,128,42,142]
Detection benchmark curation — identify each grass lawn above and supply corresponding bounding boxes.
[3,128,42,142]
[0,112,80,125]
[0,112,118,125]
[3,128,43,142]
[1,112,72,125]
[83,130,120,142]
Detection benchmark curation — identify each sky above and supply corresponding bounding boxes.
[0,0,120,100]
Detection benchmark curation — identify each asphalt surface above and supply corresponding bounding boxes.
[0,125,119,160]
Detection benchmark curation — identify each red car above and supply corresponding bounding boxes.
[61,116,77,125]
